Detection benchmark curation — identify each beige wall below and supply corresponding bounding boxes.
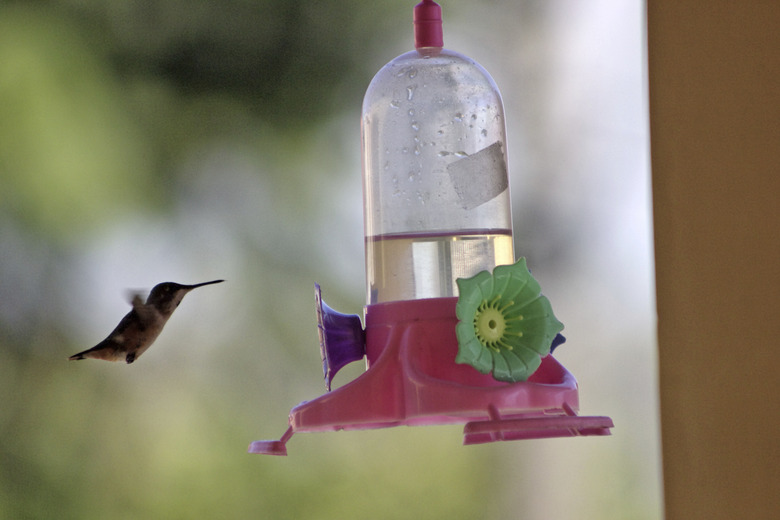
[648,2,780,518]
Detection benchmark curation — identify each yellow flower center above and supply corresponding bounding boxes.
[473,297,522,352]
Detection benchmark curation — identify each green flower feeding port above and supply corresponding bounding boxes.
[249,1,612,456]
[455,258,564,383]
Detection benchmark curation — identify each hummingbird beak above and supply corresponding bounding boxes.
[184,279,225,290]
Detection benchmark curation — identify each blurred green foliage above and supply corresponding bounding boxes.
[0,6,154,236]
[0,0,404,238]
[0,1,660,519]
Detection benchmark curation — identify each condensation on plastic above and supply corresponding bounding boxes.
[361,49,512,238]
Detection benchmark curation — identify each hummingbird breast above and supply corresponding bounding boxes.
[105,306,167,361]
[130,310,167,351]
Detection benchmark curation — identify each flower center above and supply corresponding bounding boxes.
[473,297,522,352]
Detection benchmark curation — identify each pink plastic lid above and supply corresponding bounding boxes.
[414,0,443,49]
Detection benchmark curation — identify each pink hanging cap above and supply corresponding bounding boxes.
[414,0,443,49]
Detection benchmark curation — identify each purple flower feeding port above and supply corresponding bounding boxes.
[550,333,566,354]
[315,283,366,392]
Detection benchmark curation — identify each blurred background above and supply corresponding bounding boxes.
[0,0,658,518]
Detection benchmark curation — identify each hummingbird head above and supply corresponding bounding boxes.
[146,280,224,315]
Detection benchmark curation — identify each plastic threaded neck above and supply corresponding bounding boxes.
[414,0,443,50]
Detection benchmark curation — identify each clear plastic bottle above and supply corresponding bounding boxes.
[362,0,514,304]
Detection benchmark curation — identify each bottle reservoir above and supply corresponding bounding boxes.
[362,2,514,304]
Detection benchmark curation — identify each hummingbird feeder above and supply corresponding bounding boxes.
[249,0,613,456]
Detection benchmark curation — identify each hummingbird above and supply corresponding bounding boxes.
[69,280,224,364]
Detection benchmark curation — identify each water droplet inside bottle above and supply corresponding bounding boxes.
[454,151,469,158]
[411,121,420,131]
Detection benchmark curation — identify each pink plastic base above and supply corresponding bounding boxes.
[249,298,612,455]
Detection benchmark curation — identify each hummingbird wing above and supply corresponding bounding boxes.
[125,290,147,305]
[130,295,159,326]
